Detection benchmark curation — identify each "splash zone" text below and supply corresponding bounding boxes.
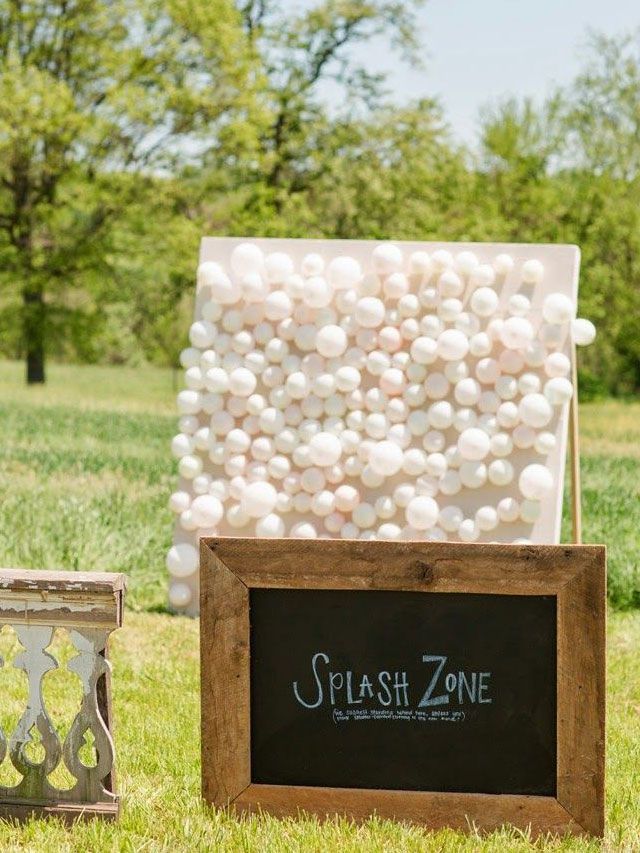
[292,653,492,710]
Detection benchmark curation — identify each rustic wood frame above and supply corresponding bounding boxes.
[200,538,605,838]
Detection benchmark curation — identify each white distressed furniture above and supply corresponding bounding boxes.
[0,569,125,822]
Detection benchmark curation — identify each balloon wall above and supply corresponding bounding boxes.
[167,239,595,614]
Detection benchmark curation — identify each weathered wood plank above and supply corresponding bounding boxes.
[557,548,606,837]
[0,569,125,629]
[203,538,602,595]
[233,785,583,837]
[200,542,250,806]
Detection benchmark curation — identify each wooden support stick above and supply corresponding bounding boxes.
[568,343,582,544]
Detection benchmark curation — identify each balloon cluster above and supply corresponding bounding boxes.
[167,243,596,608]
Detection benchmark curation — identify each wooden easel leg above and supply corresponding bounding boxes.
[569,344,582,544]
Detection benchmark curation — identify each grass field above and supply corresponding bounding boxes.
[0,360,638,851]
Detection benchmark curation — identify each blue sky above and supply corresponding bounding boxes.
[345,0,639,142]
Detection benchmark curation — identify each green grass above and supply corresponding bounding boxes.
[0,360,638,850]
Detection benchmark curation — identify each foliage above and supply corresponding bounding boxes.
[0,0,261,381]
[0,5,639,394]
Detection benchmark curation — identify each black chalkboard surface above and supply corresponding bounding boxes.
[250,589,556,795]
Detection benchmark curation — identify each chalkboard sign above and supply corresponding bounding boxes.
[200,538,605,838]
[250,589,556,795]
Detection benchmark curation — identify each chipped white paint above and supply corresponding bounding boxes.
[0,569,125,820]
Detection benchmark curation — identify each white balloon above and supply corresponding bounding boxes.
[178,455,202,479]
[301,252,325,277]
[171,433,194,459]
[410,336,438,365]
[440,470,461,495]
[316,324,348,358]
[495,375,517,400]
[457,428,490,461]
[469,332,492,357]
[534,431,557,455]
[513,424,536,449]
[264,290,292,321]
[459,461,487,489]
[402,448,427,476]
[191,494,224,528]
[241,482,278,518]
[406,495,439,530]
[327,256,362,289]
[372,243,403,274]
[352,502,377,529]
[256,514,286,537]
[428,401,454,430]
[470,286,499,317]
[243,280,269,310]
[303,276,333,308]
[545,352,571,378]
[500,317,534,350]
[378,523,402,540]
[544,377,573,405]
[476,358,500,385]
[455,251,479,275]
[380,367,405,396]
[458,518,479,542]
[521,259,544,284]
[572,317,596,346]
[230,243,263,277]
[437,329,469,361]
[542,292,574,325]
[493,253,514,275]
[384,272,410,299]
[355,297,386,328]
[497,497,520,523]
[264,252,294,283]
[476,505,498,532]
[166,543,198,578]
[408,251,433,276]
[488,459,513,486]
[309,432,343,467]
[379,326,403,353]
[369,440,404,476]
[229,367,257,397]
[291,521,318,539]
[439,505,463,532]
[169,582,192,608]
[519,464,554,499]
[439,297,463,321]
[335,484,361,512]
[490,432,513,457]
[518,372,541,395]
[189,320,217,349]
[311,490,336,517]
[519,393,553,428]
[432,249,454,270]
[469,264,495,288]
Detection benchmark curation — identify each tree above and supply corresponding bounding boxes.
[197,0,427,225]
[0,0,261,382]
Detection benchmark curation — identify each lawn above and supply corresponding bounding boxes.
[0,359,638,851]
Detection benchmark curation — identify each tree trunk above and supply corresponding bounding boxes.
[23,288,46,384]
